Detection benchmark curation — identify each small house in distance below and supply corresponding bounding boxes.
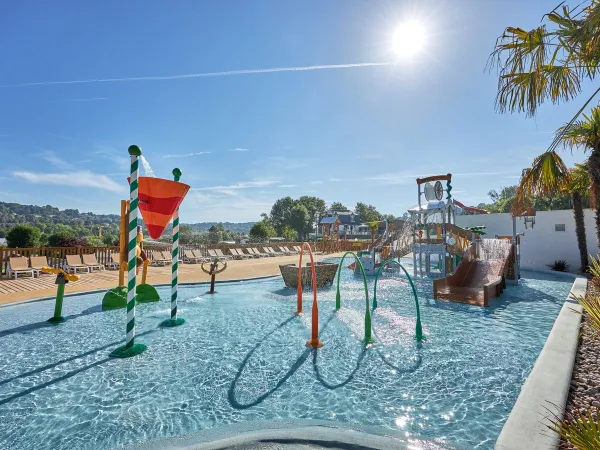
[319,209,364,240]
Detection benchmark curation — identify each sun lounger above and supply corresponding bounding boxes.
[107,253,122,270]
[278,246,295,255]
[240,248,258,258]
[227,249,245,260]
[183,249,202,263]
[64,254,90,274]
[8,257,36,279]
[293,245,302,252]
[214,249,233,260]
[82,254,105,271]
[191,249,207,262]
[150,250,169,266]
[232,248,252,259]
[251,247,270,257]
[30,256,49,275]
[266,247,284,256]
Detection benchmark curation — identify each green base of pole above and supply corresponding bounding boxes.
[363,337,375,345]
[102,286,128,309]
[110,343,147,358]
[48,316,67,324]
[159,318,185,328]
[136,284,160,303]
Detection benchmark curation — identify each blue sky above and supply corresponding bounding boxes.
[0,0,590,222]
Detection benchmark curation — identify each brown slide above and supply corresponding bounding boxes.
[433,240,513,306]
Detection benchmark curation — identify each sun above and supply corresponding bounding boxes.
[392,20,426,57]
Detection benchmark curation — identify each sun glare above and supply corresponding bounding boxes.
[392,20,426,57]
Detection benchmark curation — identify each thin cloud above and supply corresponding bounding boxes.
[278,184,297,188]
[39,150,72,169]
[163,152,211,158]
[229,148,249,152]
[310,181,324,185]
[51,97,108,103]
[94,145,130,170]
[13,170,123,192]
[194,180,279,191]
[3,62,394,88]
[360,154,383,159]
[47,133,74,141]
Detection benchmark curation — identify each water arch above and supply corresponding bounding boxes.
[297,243,323,348]
[334,251,373,344]
[373,259,424,341]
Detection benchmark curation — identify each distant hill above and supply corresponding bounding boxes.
[0,201,254,236]
[187,222,255,234]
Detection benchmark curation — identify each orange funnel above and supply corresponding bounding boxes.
[136,177,190,239]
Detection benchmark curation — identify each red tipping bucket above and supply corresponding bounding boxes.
[136,177,190,239]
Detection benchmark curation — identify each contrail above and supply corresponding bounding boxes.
[1,62,394,88]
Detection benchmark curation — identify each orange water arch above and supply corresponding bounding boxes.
[297,242,323,348]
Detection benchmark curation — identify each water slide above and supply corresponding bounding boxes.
[433,239,513,306]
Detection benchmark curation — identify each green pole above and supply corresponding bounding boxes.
[161,168,185,327]
[334,251,373,344]
[373,259,424,341]
[47,274,67,323]
[111,145,147,357]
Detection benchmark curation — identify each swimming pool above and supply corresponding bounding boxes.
[0,261,572,449]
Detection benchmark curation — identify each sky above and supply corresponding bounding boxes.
[0,0,592,223]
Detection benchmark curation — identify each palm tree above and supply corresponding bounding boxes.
[515,152,591,271]
[556,108,600,244]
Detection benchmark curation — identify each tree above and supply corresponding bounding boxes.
[270,197,295,234]
[208,225,223,244]
[249,221,275,242]
[296,196,327,230]
[178,224,195,245]
[281,225,298,241]
[490,1,600,243]
[289,204,310,239]
[330,202,347,211]
[515,152,591,272]
[6,225,41,248]
[48,231,87,247]
[355,202,382,223]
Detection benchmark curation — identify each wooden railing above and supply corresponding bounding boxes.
[0,241,368,275]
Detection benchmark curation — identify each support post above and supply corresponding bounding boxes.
[111,145,147,357]
[118,200,127,287]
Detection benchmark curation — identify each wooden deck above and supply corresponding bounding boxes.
[0,253,343,306]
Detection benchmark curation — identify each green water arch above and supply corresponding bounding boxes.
[373,259,424,341]
[335,251,373,344]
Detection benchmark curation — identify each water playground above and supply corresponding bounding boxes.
[0,147,580,449]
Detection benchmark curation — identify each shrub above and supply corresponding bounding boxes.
[547,407,600,450]
[48,231,87,247]
[547,260,570,272]
[6,225,41,248]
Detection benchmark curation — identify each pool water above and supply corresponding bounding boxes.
[0,260,572,450]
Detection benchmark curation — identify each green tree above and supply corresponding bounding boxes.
[6,224,41,248]
[48,231,76,247]
[289,204,309,239]
[208,225,223,244]
[85,236,105,247]
[281,225,298,241]
[178,224,195,245]
[330,202,347,211]
[296,196,327,230]
[269,197,295,234]
[249,221,275,242]
[354,202,382,223]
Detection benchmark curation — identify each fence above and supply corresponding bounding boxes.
[0,241,368,275]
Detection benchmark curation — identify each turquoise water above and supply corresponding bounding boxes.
[0,260,572,449]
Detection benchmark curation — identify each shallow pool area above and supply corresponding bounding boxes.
[0,261,573,450]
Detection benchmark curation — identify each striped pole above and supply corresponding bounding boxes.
[161,168,185,327]
[111,145,147,357]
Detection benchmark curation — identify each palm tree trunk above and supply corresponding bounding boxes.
[587,149,600,246]
[572,191,588,272]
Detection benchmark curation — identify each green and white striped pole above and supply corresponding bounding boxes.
[161,168,185,327]
[111,145,147,357]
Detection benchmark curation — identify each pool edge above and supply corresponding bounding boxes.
[0,274,282,309]
[495,276,587,450]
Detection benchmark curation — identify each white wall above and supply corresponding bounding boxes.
[456,209,599,273]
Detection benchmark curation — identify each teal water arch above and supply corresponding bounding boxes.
[334,251,373,344]
[373,259,424,341]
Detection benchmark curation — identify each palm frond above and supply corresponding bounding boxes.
[569,161,592,193]
[547,407,600,450]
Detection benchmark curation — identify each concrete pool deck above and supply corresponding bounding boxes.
[0,252,345,305]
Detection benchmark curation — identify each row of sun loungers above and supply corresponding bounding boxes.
[5,246,309,279]
[6,254,106,279]
[180,246,304,263]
